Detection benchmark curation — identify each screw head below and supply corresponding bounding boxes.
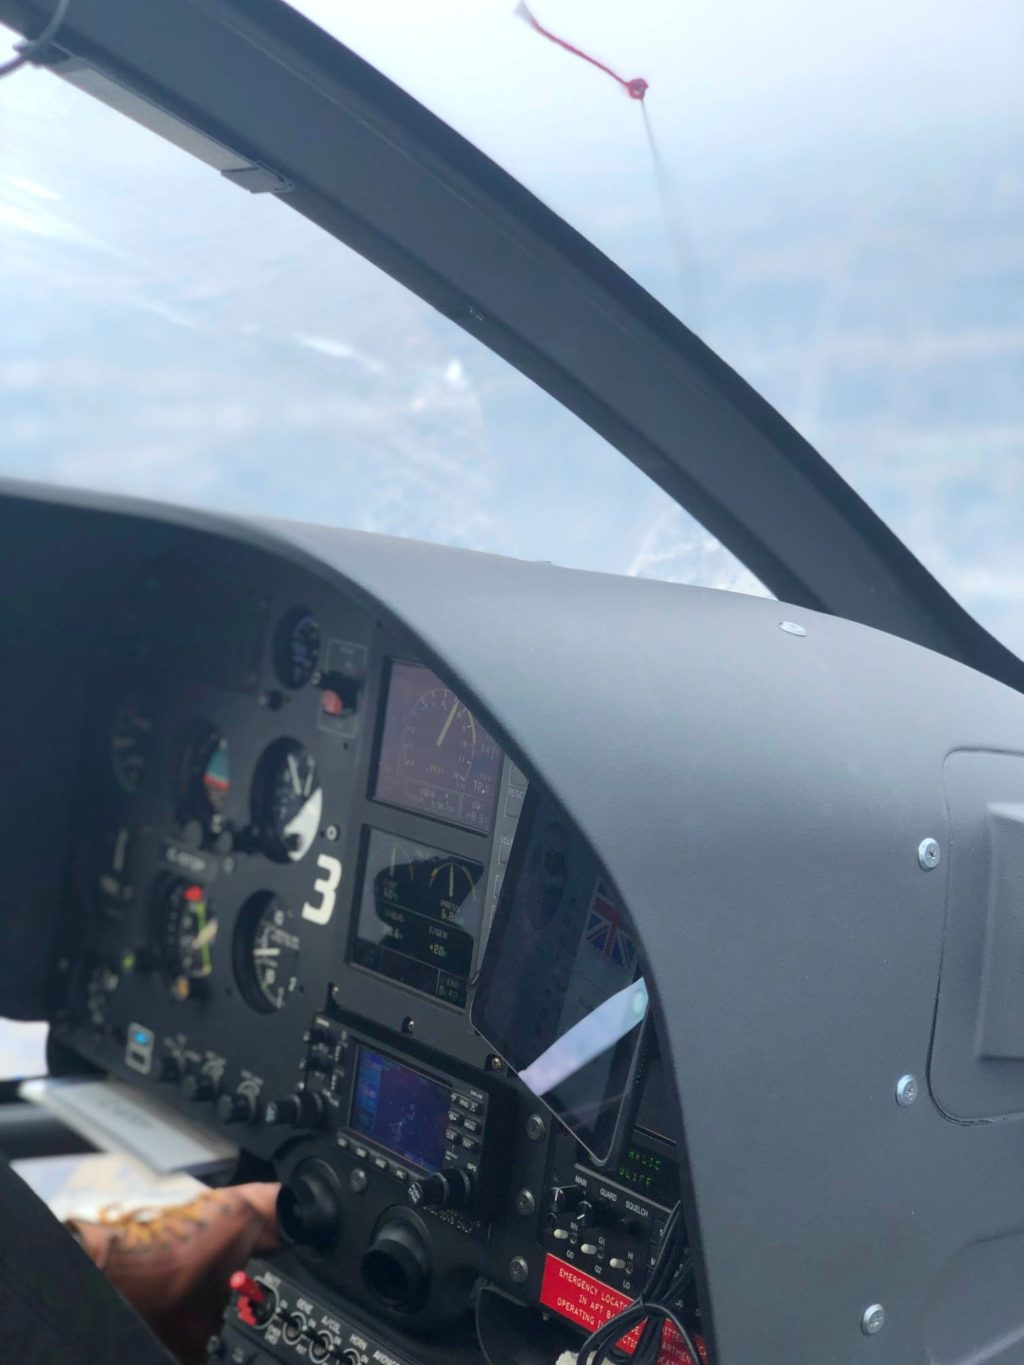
[525,1113,547,1142]
[895,1074,919,1107]
[861,1303,885,1335]
[509,1256,530,1284]
[918,837,940,870]
[779,621,807,637]
[515,1189,536,1217]
[325,824,339,842]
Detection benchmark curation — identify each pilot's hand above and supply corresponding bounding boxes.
[67,1181,280,1365]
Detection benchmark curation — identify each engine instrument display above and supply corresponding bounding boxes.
[349,1046,451,1171]
[152,877,218,998]
[351,827,483,1008]
[373,662,502,835]
[233,891,301,1013]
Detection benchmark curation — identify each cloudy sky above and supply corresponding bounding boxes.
[1,0,1022,644]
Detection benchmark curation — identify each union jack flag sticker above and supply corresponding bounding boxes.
[585,880,636,970]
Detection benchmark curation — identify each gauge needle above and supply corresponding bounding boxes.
[287,752,302,794]
[252,947,281,957]
[437,699,459,748]
[192,918,219,952]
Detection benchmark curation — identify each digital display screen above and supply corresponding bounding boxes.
[612,1136,678,1206]
[373,661,503,834]
[471,787,649,1165]
[349,1046,451,1171]
[351,827,484,1008]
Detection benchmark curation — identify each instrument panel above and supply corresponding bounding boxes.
[50,538,689,1363]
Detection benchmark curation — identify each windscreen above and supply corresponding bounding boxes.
[472,787,648,1164]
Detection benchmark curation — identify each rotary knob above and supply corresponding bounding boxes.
[181,1072,216,1102]
[264,1090,326,1129]
[277,1162,342,1250]
[407,1168,474,1213]
[216,1091,260,1125]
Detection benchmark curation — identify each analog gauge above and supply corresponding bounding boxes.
[252,737,322,863]
[401,685,477,790]
[425,857,481,926]
[234,893,301,1013]
[110,695,154,795]
[183,724,231,823]
[153,878,218,997]
[274,606,322,690]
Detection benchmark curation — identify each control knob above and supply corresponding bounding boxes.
[181,1072,216,1102]
[408,1168,474,1213]
[362,1217,430,1310]
[157,1055,182,1083]
[216,1091,260,1125]
[277,1162,342,1250]
[550,1184,586,1213]
[263,1090,326,1129]
[305,1044,335,1073]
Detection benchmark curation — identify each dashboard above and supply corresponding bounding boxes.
[4,480,1018,1365]
[47,532,691,1364]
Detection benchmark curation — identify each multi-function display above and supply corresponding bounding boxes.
[373,661,502,834]
[351,827,484,1008]
[349,1046,451,1171]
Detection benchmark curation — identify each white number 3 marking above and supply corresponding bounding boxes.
[302,853,342,925]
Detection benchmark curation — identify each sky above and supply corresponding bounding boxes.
[1,0,1023,645]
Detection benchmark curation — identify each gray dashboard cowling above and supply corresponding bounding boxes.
[5,477,1024,1364]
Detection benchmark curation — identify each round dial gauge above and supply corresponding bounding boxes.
[110,695,154,795]
[425,857,481,925]
[153,878,218,995]
[253,738,322,863]
[183,724,231,822]
[234,893,301,1013]
[401,686,477,789]
[274,607,322,690]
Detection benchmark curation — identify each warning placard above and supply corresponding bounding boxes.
[539,1255,706,1365]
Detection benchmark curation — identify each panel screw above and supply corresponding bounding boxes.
[487,1054,504,1072]
[918,838,940,870]
[509,1256,530,1284]
[325,824,339,842]
[895,1074,919,1107]
[515,1189,536,1217]
[861,1303,885,1335]
[779,621,807,637]
[526,1113,547,1142]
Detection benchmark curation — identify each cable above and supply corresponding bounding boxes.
[574,1202,704,1365]
[0,0,71,81]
